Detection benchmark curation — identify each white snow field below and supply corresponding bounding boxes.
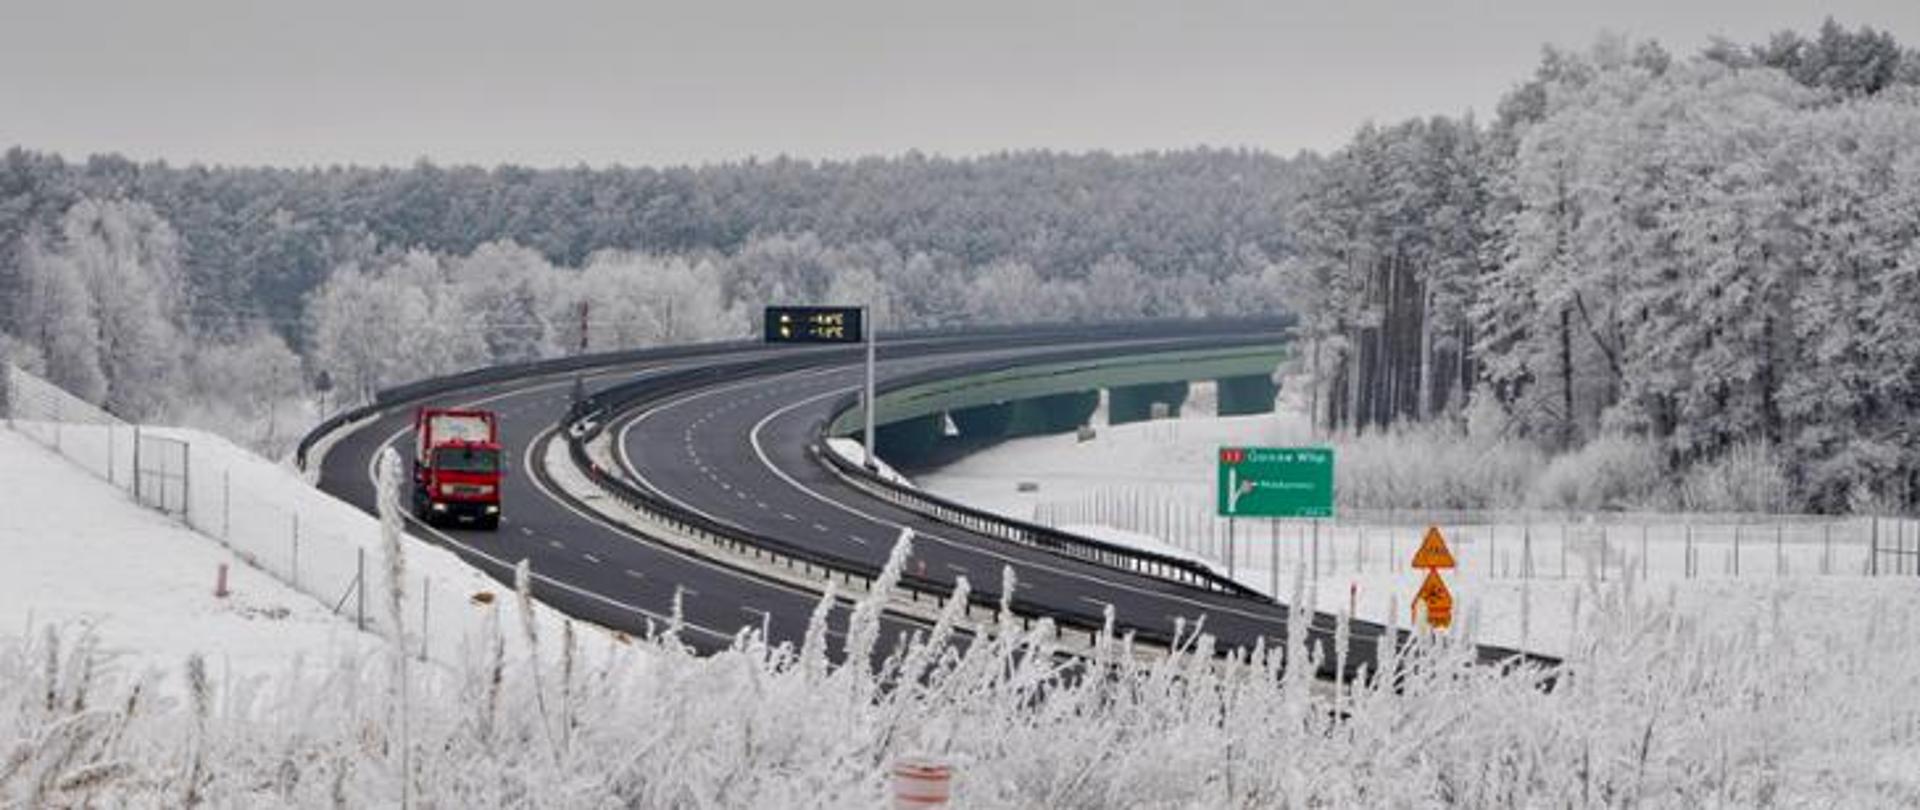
[5,372,1920,804]
[919,403,1920,657]
[0,428,374,677]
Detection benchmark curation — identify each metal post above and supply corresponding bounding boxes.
[291,514,301,589]
[1311,520,1320,582]
[132,425,142,502]
[1823,522,1832,576]
[1641,523,1649,581]
[1776,523,1784,577]
[356,548,366,631]
[1269,519,1278,596]
[1685,523,1694,579]
[222,470,231,540]
[1734,525,1742,578]
[1600,524,1608,582]
[1870,517,1879,577]
[420,575,431,661]
[181,443,191,525]
[862,304,877,471]
[1227,517,1237,580]
[1559,523,1568,579]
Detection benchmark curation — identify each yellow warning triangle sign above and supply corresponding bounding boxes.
[1413,569,1453,628]
[1411,525,1456,569]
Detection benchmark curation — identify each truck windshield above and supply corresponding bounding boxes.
[433,448,499,474]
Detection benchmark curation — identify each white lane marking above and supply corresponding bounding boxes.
[516,423,908,635]
[848,535,871,546]
[583,553,601,564]
[549,540,566,550]
[365,415,731,640]
[745,386,1343,637]
[781,512,798,522]
[520,527,535,537]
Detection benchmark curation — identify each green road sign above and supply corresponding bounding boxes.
[764,306,864,344]
[1216,446,1335,518]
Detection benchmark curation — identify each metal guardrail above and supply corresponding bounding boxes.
[555,358,1188,648]
[292,317,1295,472]
[813,336,1291,602]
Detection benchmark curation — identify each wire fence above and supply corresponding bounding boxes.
[1034,483,1920,597]
[3,364,492,664]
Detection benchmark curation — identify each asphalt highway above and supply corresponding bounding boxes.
[613,341,1389,671]
[315,348,923,654]
[312,327,1550,677]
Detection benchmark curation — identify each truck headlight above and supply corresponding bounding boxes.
[485,505,500,514]
[431,502,449,512]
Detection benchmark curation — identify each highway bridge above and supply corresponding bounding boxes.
[301,320,1544,679]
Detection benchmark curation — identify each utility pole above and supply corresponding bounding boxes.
[578,301,591,355]
[863,304,878,470]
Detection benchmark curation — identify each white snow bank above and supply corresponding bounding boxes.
[0,428,376,676]
[1059,523,1219,571]
[920,411,1919,657]
[141,425,608,667]
[827,437,915,488]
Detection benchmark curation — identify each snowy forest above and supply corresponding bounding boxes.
[3,19,1919,512]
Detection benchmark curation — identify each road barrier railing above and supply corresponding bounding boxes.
[557,358,1212,654]
[813,340,1288,602]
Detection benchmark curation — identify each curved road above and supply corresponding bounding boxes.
[313,325,1535,676]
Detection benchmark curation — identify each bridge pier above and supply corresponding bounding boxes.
[1214,374,1279,416]
[949,402,1014,441]
[1006,391,1099,437]
[1107,381,1189,425]
[874,413,945,467]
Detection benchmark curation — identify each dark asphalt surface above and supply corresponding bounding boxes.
[615,341,1392,673]
[316,349,926,655]
[313,329,1553,678]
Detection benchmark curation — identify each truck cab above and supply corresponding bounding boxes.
[412,407,504,529]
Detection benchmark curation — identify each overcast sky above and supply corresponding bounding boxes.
[2,0,1916,169]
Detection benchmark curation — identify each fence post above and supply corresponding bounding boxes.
[1734,525,1741,578]
[132,425,142,503]
[1685,523,1694,579]
[181,442,192,526]
[1641,523,1649,581]
[291,514,301,589]
[223,471,232,540]
[1822,522,1832,576]
[356,547,367,631]
[420,575,431,662]
[1559,523,1568,579]
[1871,517,1879,576]
[1600,524,1608,582]
[1775,523,1784,577]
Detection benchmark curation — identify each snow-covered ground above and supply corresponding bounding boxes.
[0,428,375,677]
[919,406,1920,656]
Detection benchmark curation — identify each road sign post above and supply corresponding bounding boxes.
[1410,525,1456,630]
[763,305,876,468]
[1217,446,1332,587]
[1216,447,1334,519]
[863,304,876,470]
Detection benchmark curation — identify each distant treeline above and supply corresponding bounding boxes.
[0,147,1307,344]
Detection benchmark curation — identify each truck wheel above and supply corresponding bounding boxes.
[480,515,500,531]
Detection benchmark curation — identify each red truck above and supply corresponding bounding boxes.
[412,407,504,529]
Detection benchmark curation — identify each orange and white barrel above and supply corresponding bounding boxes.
[891,756,952,809]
